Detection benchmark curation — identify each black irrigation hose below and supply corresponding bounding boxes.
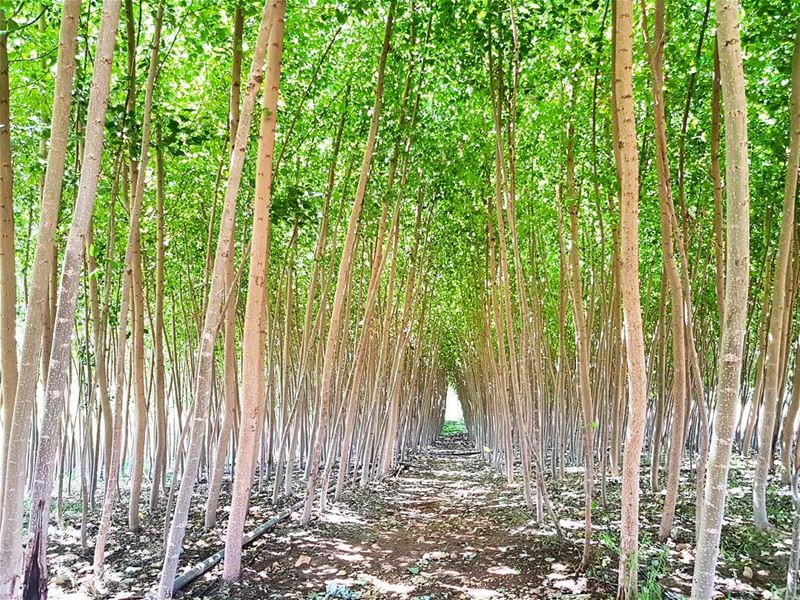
[147,445,457,598]
[182,504,298,591]
[145,497,306,599]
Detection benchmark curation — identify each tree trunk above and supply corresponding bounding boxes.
[94,0,163,575]
[612,0,647,596]
[223,0,285,579]
[640,0,690,541]
[14,0,124,595]
[0,1,81,592]
[157,3,277,596]
[0,7,18,523]
[568,201,595,569]
[300,0,395,526]
[782,335,800,484]
[203,1,244,529]
[754,19,800,530]
[690,1,752,596]
[711,44,725,322]
[150,138,168,511]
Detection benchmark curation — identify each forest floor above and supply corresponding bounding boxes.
[47,435,794,599]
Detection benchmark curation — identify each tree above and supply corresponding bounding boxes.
[0,6,18,516]
[612,0,648,596]
[566,134,595,570]
[753,19,800,531]
[300,0,395,526]
[0,0,81,555]
[94,0,165,575]
[690,0,753,597]
[640,0,690,542]
[156,2,278,595]
[0,0,120,595]
[223,0,286,580]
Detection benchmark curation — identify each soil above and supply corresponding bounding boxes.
[47,434,793,599]
[189,434,609,600]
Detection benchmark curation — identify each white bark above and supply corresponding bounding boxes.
[0,4,82,584]
[156,3,277,596]
[223,0,285,580]
[690,2,752,598]
[10,0,123,595]
[613,0,647,596]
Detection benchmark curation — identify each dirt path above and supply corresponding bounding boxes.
[193,435,613,599]
[46,434,790,599]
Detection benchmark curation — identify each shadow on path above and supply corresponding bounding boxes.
[192,434,613,599]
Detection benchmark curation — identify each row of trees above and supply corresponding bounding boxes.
[0,0,797,598]
[1,1,446,597]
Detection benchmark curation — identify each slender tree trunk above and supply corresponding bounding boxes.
[690,2,751,597]
[334,201,392,501]
[300,0,395,526]
[223,0,285,579]
[640,0,690,541]
[754,20,800,530]
[150,139,168,511]
[568,200,595,569]
[782,335,800,483]
[0,3,81,591]
[94,0,163,575]
[87,209,114,492]
[204,1,244,529]
[613,0,647,596]
[157,4,277,596]
[203,253,239,527]
[128,189,148,532]
[0,7,18,521]
[711,44,725,322]
[789,471,800,597]
[14,0,124,595]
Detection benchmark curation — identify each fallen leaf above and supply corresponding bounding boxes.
[294,555,311,567]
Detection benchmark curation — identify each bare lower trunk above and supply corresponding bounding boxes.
[223,0,285,579]
[150,140,167,511]
[788,470,800,597]
[613,0,647,596]
[567,194,594,568]
[782,338,800,483]
[0,2,81,593]
[690,4,751,598]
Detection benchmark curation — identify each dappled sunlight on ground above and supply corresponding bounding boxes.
[180,434,615,599]
[43,435,792,599]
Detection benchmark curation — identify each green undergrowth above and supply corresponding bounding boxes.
[440,420,467,437]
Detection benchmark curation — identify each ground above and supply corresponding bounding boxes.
[47,434,793,599]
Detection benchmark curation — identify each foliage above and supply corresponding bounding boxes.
[641,546,669,600]
[439,420,466,437]
[307,582,360,599]
[5,0,800,597]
